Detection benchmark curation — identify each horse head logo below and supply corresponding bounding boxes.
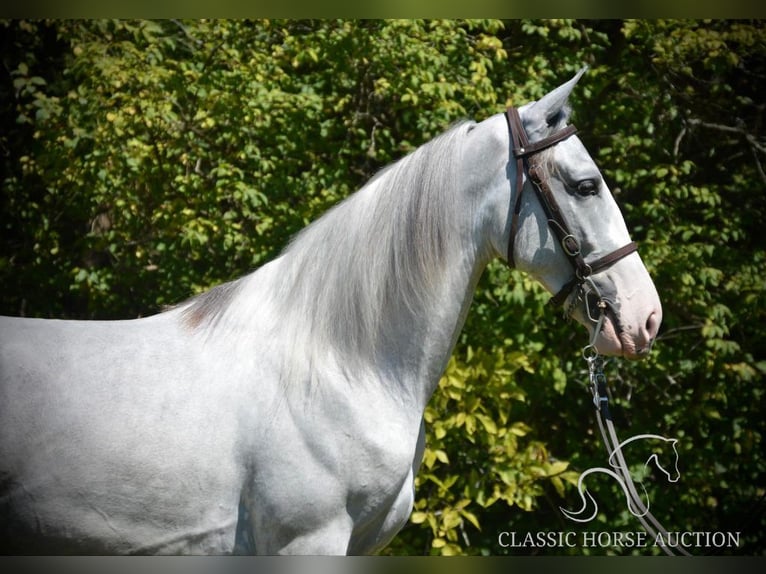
[561,434,681,523]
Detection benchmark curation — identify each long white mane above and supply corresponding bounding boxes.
[183,121,474,374]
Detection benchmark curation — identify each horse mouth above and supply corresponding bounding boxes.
[597,310,654,360]
[572,292,657,360]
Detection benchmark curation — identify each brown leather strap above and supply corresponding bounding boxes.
[505,107,578,267]
[527,152,591,281]
[515,124,578,158]
[587,241,638,275]
[505,107,528,267]
[548,241,638,308]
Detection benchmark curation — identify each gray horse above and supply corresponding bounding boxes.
[0,70,661,554]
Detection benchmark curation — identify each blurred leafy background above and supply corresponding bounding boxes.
[1,19,764,555]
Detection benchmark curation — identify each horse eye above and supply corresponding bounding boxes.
[576,179,598,196]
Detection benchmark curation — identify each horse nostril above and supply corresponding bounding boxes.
[645,311,661,342]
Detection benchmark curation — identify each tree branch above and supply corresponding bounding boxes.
[687,117,766,184]
[687,118,766,155]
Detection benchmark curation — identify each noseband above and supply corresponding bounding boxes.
[505,106,638,311]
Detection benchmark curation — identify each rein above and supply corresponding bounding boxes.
[505,106,690,556]
[584,345,691,557]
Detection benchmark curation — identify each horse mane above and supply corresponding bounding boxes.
[181,120,474,372]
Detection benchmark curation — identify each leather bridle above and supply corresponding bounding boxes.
[504,106,638,311]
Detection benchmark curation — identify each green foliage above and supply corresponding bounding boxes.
[1,19,764,555]
[392,348,579,555]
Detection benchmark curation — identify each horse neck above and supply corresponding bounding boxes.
[392,250,487,410]
[316,217,487,412]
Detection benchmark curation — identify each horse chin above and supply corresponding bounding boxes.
[592,312,652,361]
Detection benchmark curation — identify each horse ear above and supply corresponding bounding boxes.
[523,66,587,137]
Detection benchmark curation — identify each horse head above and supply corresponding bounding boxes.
[470,69,663,358]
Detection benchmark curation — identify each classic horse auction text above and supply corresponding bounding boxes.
[498,530,740,550]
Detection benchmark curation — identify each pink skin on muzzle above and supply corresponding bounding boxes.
[592,305,662,360]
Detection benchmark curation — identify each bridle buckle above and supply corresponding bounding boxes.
[561,234,581,257]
